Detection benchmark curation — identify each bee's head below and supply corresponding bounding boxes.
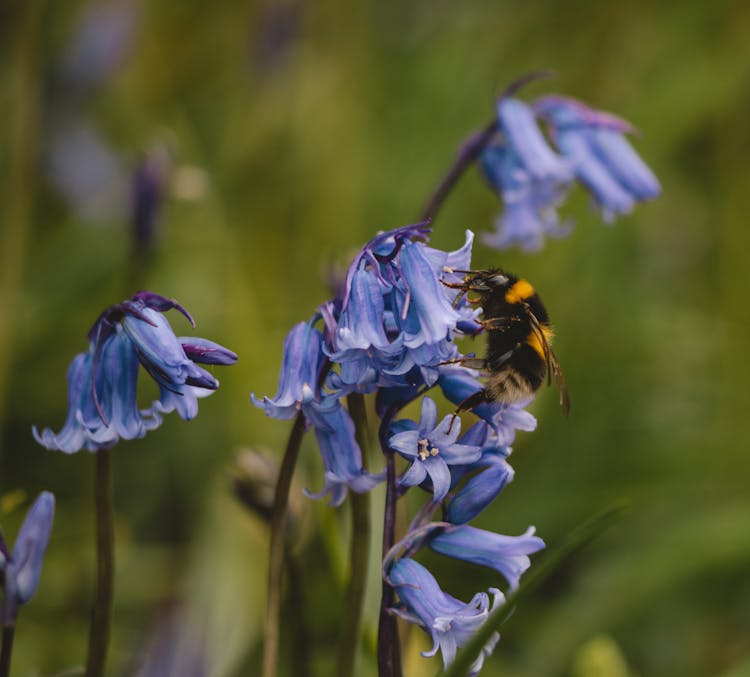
[469,269,515,292]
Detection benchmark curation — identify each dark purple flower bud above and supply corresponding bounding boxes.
[179,338,238,366]
[429,525,544,590]
[0,492,55,624]
[388,557,502,675]
[132,148,170,259]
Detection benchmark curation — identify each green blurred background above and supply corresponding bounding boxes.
[1,0,749,675]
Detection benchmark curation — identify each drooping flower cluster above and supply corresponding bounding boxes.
[253,222,481,506]
[0,492,55,625]
[34,292,237,453]
[480,93,660,251]
[253,222,545,672]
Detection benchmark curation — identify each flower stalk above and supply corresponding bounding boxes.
[377,405,403,677]
[337,393,372,677]
[262,410,307,677]
[0,626,14,677]
[85,449,114,677]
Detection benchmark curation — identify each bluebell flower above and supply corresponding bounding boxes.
[479,97,574,251]
[34,292,236,453]
[534,95,661,222]
[0,492,55,625]
[429,525,545,590]
[252,321,325,419]
[324,224,477,394]
[389,397,482,501]
[302,397,384,506]
[480,143,571,252]
[388,557,502,675]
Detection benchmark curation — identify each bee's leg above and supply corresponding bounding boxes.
[439,357,487,370]
[447,388,492,433]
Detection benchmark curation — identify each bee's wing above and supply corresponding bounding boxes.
[524,305,571,416]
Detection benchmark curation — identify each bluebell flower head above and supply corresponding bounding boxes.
[324,224,477,394]
[389,397,482,501]
[534,95,661,222]
[429,525,544,590]
[302,397,384,506]
[252,321,325,419]
[0,492,55,624]
[388,557,502,675]
[34,292,236,453]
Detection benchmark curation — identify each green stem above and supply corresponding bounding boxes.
[262,411,307,677]
[85,449,115,677]
[0,626,14,677]
[337,394,372,677]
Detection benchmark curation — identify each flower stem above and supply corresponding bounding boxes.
[377,406,402,677]
[419,119,499,223]
[262,410,307,677]
[85,449,114,677]
[337,394,372,677]
[419,70,555,224]
[0,626,15,677]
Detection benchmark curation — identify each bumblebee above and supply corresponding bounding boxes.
[444,268,570,416]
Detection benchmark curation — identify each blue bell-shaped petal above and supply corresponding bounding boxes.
[429,525,544,590]
[252,321,324,419]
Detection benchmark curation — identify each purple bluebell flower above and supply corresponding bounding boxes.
[34,292,236,453]
[388,557,502,675]
[389,397,482,501]
[325,224,477,394]
[429,525,544,590]
[302,397,384,506]
[480,143,571,252]
[478,97,574,252]
[496,98,574,184]
[252,321,325,419]
[0,492,55,624]
[534,95,661,222]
